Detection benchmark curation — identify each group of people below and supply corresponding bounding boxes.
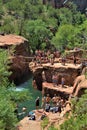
[61,54,77,66]
[32,49,78,68]
[28,93,71,121]
[52,73,65,87]
[35,94,67,114]
[42,71,66,87]
[33,49,61,66]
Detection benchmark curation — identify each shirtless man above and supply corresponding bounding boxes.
[45,94,51,104]
[61,76,65,87]
[52,73,58,86]
[52,94,58,106]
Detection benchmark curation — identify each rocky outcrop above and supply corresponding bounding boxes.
[0,34,31,85]
[71,67,87,97]
[29,48,87,97]
[30,62,82,93]
[42,82,73,99]
[0,34,30,56]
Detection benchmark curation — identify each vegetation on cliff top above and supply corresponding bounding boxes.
[0,0,87,52]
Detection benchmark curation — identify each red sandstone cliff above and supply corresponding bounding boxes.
[0,34,31,84]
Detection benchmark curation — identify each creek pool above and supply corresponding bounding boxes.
[16,76,42,119]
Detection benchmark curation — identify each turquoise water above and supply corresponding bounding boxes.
[16,76,42,119]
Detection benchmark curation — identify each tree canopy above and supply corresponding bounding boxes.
[0,49,30,130]
[0,1,86,52]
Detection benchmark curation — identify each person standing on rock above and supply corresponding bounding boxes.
[52,73,58,87]
[73,55,77,65]
[61,76,65,87]
[45,94,51,104]
[61,56,66,65]
[35,97,40,110]
[41,96,46,110]
[52,94,58,106]
[42,71,46,82]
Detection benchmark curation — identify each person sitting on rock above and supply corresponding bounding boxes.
[40,111,47,120]
[45,103,51,112]
[29,113,36,120]
[61,56,66,65]
[52,94,58,107]
[35,97,40,110]
[57,98,62,113]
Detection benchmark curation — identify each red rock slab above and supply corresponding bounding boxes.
[43,82,73,95]
[42,63,81,69]
[0,34,28,46]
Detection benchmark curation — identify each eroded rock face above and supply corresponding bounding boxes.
[0,34,31,85]
[9,56,31,85]
[30,63,82,92]
[32,67,43,90]
[44,66,80,86]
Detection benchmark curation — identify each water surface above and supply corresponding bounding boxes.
[16,76,42,119]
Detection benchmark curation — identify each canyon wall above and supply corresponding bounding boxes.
[43,0,87,12]
[0,34,31,85]
[30,63,82,91]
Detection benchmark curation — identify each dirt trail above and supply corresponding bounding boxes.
[19,117,41,130]
[18,109,68,130]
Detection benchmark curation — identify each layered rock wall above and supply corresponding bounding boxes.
[30,63,82,92]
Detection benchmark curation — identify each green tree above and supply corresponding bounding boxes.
[52,24,80,51]
[23,19,53,52]
[23,0,43,20]
[0,49,30,130]
[60,91,87,130]
[57,8,73,25]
